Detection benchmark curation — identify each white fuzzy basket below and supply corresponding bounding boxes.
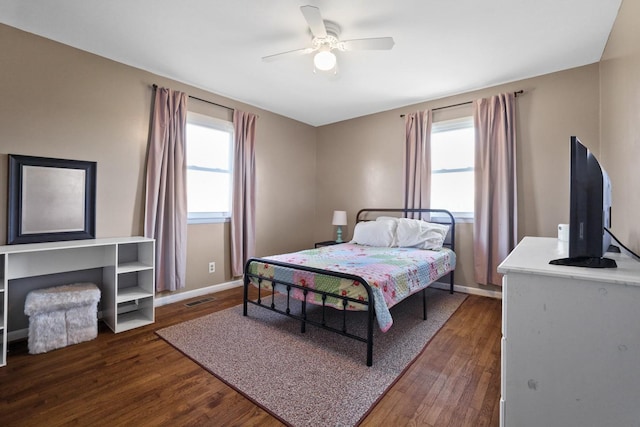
[24,283,101,354]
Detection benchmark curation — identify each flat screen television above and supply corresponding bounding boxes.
[550,136,616,268]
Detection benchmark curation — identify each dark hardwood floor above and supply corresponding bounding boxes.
[0,288,501,426]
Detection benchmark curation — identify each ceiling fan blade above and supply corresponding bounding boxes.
[262,47,314,62]
[300,5,327,38]
[341,37,395,51]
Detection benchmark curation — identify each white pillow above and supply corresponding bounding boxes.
[396,218,450,250]
[350,220,397,247]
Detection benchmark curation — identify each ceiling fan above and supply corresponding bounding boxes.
[262,5,395,73]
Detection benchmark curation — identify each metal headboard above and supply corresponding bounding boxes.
[355,208,456,253]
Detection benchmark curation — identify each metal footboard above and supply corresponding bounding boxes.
[243,257,376,366]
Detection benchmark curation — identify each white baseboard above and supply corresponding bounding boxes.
[8,279,494,343]
[431,281,502,299]
[154,279,244,307]
[8,329,28,342]
[156,279,502,304]
[153,279,502,306]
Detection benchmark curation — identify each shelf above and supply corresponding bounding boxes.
[117,287,153,304]
[115,310,154,332]
[117,241,153,271]
[117,261,153,274]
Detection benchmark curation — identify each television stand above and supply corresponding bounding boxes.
[549,256,617,268]
[498,237,640,426]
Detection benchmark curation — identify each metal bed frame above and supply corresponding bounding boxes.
[243,208,455,366]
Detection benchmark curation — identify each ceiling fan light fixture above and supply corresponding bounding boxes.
[313,48,337,71]
[262,6,393,77]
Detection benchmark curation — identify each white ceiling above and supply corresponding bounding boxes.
[0,0,622,126]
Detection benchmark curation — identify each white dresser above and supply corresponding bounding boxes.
[498,236,640,427]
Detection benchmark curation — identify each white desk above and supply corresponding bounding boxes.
[498,236,640,427]
[0,237,155,367]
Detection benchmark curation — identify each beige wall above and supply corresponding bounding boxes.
[0,24,317,297]
[600,0,640,253]
[316,64,601,292]
[5,6,637,298]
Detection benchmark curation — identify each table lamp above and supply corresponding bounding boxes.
[332,210,347,243]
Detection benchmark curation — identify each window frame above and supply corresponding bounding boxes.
[430,116,475,222]
[186,111,234,224]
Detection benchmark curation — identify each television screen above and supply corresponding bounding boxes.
[550,136,616,268]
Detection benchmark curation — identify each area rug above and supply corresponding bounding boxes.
[156,288,467,426]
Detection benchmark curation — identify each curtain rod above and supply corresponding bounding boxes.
[400,90,523,118]
[152,84,235,113]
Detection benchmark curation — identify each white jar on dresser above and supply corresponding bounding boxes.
[497,236,640,427]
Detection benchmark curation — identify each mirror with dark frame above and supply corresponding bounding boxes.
[7,154,96,245]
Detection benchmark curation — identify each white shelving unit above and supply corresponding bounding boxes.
[0,237,155,367]
[103,241,155,333]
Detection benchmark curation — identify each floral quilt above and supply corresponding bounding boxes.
[247,243,456,332]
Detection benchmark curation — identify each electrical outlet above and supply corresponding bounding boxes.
[208,262,215,273]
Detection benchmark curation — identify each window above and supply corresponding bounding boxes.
[431,116,474,219]
[186,112,234,223]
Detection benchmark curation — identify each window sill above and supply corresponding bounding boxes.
[431,213,474,224]
[453,216,474,224]
[188,217,230,225]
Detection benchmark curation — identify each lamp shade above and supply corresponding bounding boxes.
[332,210,347,226]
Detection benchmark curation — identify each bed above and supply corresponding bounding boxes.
[243,208,456,366]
